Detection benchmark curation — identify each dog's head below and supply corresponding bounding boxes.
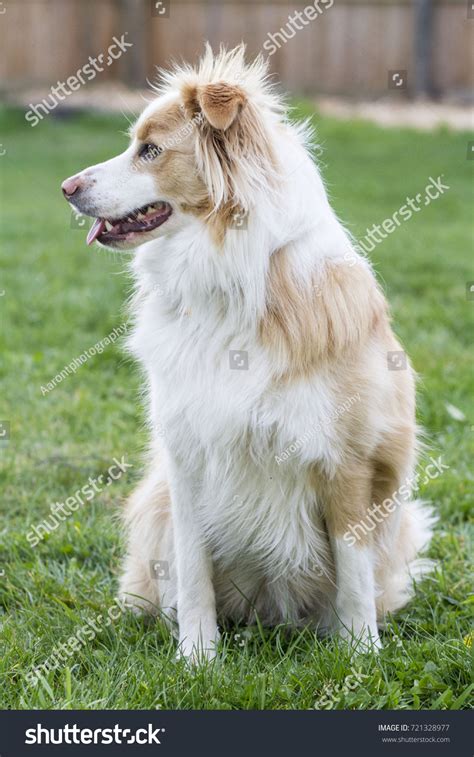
[62,45,283,250]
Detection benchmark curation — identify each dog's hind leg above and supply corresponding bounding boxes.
[370,430,436,619]
[314,462,382,649]
[118,465,177,626]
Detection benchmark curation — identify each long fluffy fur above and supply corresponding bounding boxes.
[63,45,435,655]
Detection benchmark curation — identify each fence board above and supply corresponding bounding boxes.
[0,0,471,98]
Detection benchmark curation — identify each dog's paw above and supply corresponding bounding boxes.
[338,623,382,653]
[176,630,220,665]
[176,645,218,666]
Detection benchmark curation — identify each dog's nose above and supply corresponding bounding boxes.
[61,175,82,197]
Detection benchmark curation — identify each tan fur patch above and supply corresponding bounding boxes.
[181,82,201,123]
[182,80,280,222]
[371,420,416,507]
[260,249,388,381]
[134,104,212,218]
[151,149,210,210]
[311,461,374,544]
[135,102,185,146]
[134,99,248,247]
[197,82,247,130]
[309,404,416,546]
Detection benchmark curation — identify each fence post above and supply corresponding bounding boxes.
[119,0,149,87]
[414,0,435,98]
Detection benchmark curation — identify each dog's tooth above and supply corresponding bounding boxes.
[105,220,113,231]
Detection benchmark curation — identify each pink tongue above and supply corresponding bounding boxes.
[86,218,106,246]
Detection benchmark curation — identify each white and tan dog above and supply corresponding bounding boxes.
[62,45,434,661]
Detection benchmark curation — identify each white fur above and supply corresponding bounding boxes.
[63,46,434,661]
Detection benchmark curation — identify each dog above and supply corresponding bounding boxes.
[62,45,434,661]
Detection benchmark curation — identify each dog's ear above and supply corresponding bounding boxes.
[181,76,275,210]
[186,82,246,130]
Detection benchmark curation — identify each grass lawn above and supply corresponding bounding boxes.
[0,104,472,710]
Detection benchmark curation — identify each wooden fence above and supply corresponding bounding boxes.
[0,0,472,97]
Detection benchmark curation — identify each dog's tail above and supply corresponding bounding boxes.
[375,499,437,619]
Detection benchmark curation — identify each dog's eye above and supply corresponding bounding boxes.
[138,143,162,161]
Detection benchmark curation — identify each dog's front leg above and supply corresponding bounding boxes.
[168,461,219,663]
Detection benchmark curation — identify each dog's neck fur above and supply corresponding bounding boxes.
[131,146,356,334]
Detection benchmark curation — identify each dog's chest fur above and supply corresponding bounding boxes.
[129,239,345,597]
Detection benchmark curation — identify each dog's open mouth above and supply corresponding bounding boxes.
[86,201,173,246]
